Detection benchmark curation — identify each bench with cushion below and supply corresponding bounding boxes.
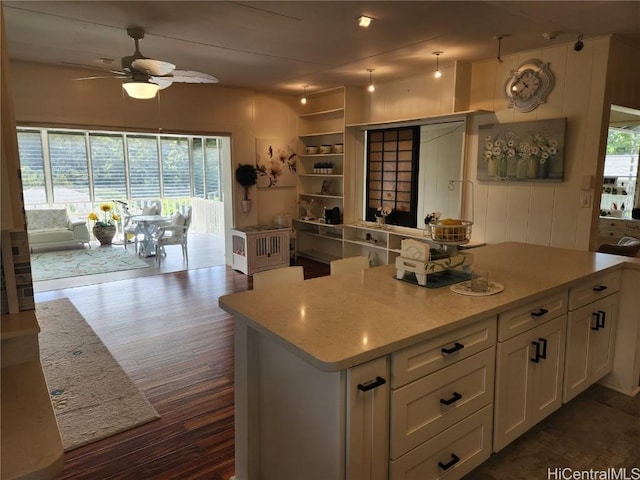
[26,208,90,250]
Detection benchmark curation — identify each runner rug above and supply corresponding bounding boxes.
[37,298,160,451]
[31,247,149,282]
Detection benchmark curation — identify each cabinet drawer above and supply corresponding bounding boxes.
[390,348,495,459]
[568,270,621,311]
[498,291,568,341]
[391,316,496,388]
[390,404,493,480]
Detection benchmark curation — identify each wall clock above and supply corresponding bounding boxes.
[504,59,554,113]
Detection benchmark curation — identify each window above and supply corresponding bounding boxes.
[90,134,126,201]
[161,137,191,197]
[16,127,227,208]
[601,126,640,216]
[128,136,161,199]
[205,138,223,200]
[366,126,420,227]
[48,132,90,203]
[17,131,46,203]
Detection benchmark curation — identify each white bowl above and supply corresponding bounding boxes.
[306,146,318,155]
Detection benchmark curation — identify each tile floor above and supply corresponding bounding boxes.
[465,383,640,479]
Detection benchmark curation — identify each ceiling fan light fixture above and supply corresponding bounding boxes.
[123,81,159,99]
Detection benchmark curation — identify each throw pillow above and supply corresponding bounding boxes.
[142,206,157,215]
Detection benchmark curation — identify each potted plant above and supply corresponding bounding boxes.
[235,163,258,213]
[88,202,120,245]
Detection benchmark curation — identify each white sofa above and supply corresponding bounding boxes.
[25,208,90,250]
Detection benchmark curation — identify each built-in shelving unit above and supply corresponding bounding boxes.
[296,87,346,262]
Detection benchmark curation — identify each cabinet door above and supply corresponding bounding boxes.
[493,330,532,452]
[530,315,566,425]
[494,315,566,452]
[347,356,389,480]
[564,294,619,402]
[588,294,618,382]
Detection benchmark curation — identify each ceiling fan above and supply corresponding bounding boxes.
[78,27,218,99]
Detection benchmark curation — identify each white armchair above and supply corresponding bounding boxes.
[152,207,192,263]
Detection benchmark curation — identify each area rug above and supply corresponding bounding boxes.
[31,247,150,282]
[37,298,160,451]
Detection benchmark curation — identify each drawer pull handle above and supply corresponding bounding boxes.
[357,376,386,392]
[441,342,464,355]
[440,392,463,406]
[593,285,608,292]
[531,308,549,318]
[438,453,460,471]
[592,310,606,331]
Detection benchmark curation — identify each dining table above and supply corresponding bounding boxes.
[131,214,171,257]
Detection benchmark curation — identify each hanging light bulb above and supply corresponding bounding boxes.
[301,85,308,105]
[433,52,443,78]
[367,69,375,92]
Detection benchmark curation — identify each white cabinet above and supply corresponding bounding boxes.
[598,217,640,245]
[601,268,640,396]
[231,227,290,275]
[343,223,434,267]
[293,219,343,263]
[564,293,619,402]
[347,357,389,480]
[493,314,566,452]
[389,405,493,480]
[563,270,620,402]
[389,316,496,480]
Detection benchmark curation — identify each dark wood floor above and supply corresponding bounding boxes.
[35,257,329,480]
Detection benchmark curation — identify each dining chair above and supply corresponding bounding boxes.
[153,207,192,263]
[142,199,162,216]
[252,266,304,290]
[120,204,142,252]
[330,255,370,275]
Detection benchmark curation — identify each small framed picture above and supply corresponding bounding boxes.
[320,179,332,195]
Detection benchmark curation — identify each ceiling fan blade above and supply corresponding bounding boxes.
[62,61,127,76]
[75,75,128,81]
[132,58,176,76]
[166,70,219,84]
[151,77,173,90]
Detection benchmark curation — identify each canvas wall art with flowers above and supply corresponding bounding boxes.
[255,138,297,188]
[477,118,566,182]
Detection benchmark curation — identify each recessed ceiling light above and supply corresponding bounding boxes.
[358,15,373,27]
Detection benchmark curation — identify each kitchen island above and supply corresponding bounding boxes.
[219,242,640,480]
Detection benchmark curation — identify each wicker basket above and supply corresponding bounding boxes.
[428,220,473,244]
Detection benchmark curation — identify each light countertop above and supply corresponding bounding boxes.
[219,242,638,372]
